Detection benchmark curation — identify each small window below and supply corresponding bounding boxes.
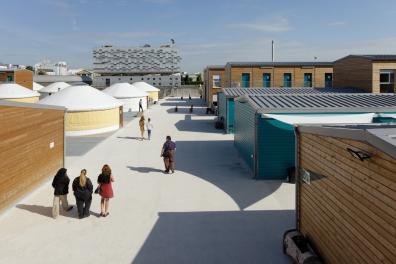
[147,78,150,80]
[159,83,161,86]
[159,77,162,80]
[170,77,173,80]
[130,78,133,80]
[213,75,221,87]
[153,78,156,80]
[141,77,144,80]
[153,83,156,85]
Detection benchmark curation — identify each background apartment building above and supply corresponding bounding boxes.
[334,55,396,93]
[92,44,182,89]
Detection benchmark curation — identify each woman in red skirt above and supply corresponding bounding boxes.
[97,164,114,217]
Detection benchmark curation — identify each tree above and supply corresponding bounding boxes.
[195,74,203,85]
[26,66,34,71]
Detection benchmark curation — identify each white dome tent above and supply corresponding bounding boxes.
[133,81,160,103]
[32,82,44,91]
[103,83,148,112]
[39,82,70,98]
[39,85,123,136]
[0,83,40,103]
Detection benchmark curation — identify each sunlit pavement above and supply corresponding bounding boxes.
[0,97,294,264]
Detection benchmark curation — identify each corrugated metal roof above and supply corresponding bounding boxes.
[348,55,396,61]
[240,94,396,113]
[222,87,365,97]
[205,65,225,70]
[226,61,333,67]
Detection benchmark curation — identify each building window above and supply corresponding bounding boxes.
[141,77,144,80]
[105,78,110,87]
[159,77,162,80]
[159,83,161,86]
[118,78,121,80]
[263,73,271,88]
[213,75,221,88]
[283,73,292,88]
[304,73,312,87]
[153,83,156,85]
[130,78,133,80]
[380,70,395,93]
[325,73,333,88]
[147,78,150,80]
[153,78,155,80]
[170,77,173,80]
[241,73,250,88]
[6,75,13,82]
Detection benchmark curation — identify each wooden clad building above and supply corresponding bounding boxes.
[0,101,65,213]
[224,62,333,89]
[295,124,396,263]
[0,69,33,89]
[203,65,225,106]
[334,55,396,93]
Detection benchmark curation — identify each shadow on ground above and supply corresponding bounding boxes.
[127,166,164,173]
[174,115,219,133]
[174,140,284,210]
[132,210,294,264]
[16,204,101,219]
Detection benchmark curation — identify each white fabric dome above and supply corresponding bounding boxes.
[33,82,44,91]
[38,85,122,111]
[103,83,148,98]
[133,82,160,92]
[39,82,70,93]
[0,83,40,99]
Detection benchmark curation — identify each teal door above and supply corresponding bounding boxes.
[241,73,250,88]
[325,73,332,88]
[304,73,312,87]
[263,73,271,88]
[283,73,292,88]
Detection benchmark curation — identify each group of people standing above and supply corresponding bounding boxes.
[51,164,114,219]
[138,116,153,140]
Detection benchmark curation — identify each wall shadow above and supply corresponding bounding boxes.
[173,141,284,210]
[132,210,294,264]
[66,132,115,157]
[174,116,220,133]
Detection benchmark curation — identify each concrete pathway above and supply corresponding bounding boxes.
[0,98,295,264]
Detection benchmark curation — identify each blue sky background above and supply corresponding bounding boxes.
[1,0,396,72]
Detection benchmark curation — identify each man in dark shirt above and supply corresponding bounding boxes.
[139,99,143,112]
[161,135,176,173]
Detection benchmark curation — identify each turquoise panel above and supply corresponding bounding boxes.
[227,99,235,133]
[263,73,271,88]
[256,118,294,180]
[218,92,227,130]
[373,117,396,123]
[241,73,250,88]
[234,100,256,171]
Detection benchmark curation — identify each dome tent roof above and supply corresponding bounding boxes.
[0,83,40,99]
[103,83,148,98]
[33,82,44,91]
[38,85,122,111]
[132,82,160,92]
[39,82,70,93]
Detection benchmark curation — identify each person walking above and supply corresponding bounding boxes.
[146,118,153,140]
[97,164,114,217]
[138,99,143,112]
[72,169,93,219]
[139,116,145,140]
[52,168,73,218]
[161,136,176,174]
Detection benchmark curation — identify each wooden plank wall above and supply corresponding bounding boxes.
[0,105,64,212]
[333,57,373,92]
[297,132,396,264]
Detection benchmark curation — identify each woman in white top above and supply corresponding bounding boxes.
[146,118,153,140]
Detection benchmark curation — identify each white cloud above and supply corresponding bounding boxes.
[228,17,290,32]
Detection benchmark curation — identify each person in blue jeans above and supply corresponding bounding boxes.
[146,118,153,140]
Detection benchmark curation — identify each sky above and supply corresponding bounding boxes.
[1,0,396,73]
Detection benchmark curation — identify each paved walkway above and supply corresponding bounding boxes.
[0,98,295,264]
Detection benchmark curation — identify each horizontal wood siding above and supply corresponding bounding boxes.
[297,132,396,263]
[0,105,64,212]
[234,100,256,171]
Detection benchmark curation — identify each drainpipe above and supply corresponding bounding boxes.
[294,126,301,231]
[253,110,259,179]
